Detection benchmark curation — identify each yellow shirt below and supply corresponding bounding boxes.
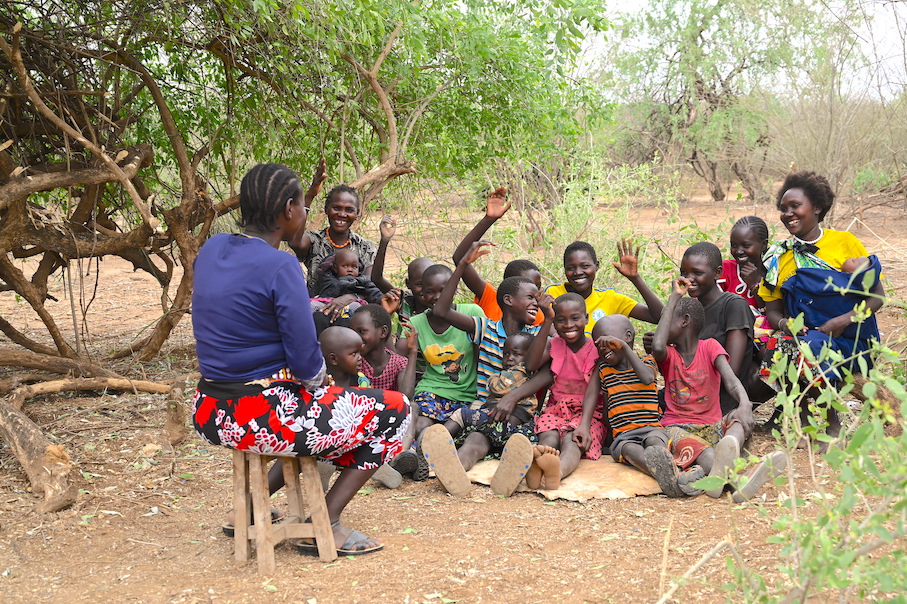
[545,283,638,336]
[758,229,870,303]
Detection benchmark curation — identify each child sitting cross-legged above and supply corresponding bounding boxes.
[652,278,787,501]
[580,315,688,497]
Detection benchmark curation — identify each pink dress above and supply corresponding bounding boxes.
[535,337,604,459]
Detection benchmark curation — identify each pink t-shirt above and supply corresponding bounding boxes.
[549,337,598,404]
[659,338,727,426]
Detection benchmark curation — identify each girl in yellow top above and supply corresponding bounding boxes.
[545,239,664,336]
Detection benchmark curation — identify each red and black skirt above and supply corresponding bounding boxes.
[193,378,411,470]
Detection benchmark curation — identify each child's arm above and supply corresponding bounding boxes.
[652,278,688,363]
[432,240,494,333]
[397,318,419,400]
[451,187,510,299]
[369,215,396,293]
[714,354,754,438]
[488,364,553,423]
[573,366,602,452]
[597,336,655,384]
[526,292,555,372]
[612,238,665,323]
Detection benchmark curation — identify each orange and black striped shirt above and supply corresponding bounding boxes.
[599,356,662,436]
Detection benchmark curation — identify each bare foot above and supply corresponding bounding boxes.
[526,446,559,489]
[535,448,562,490]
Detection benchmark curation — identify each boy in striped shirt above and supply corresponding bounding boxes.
[581,315,693,498]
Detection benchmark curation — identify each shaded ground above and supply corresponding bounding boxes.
[1,194,905,602]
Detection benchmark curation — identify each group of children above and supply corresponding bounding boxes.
[308,187,796,502]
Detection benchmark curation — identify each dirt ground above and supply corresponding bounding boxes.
[0,194,905,603]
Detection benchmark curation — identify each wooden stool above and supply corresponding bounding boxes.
[232,450,337,573]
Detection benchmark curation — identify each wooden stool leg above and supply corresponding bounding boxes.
[299,457,337,561]
[232,450,251,563]
[249,454,277,573]
[282,458,305,522]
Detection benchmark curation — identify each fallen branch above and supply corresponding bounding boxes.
[0,398,76,513]
[7,377,174,410]
[0,348,122,378]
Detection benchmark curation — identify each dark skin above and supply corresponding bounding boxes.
[562,242,664,324]
[680,254,749,380]
[409,269,464,438]
[451,186,544,307]
[651,279,753,472]
[241,181,387,552]
[350,312,418,401]
[730,224,768,305]
[434,241,540,427]
[321,327,365,388]
[576,317,659,473]
[765,188,885,338]
[763,187,885,444]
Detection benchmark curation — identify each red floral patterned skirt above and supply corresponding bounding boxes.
[193,379,411,470]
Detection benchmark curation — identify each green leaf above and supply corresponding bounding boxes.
[692,475,726,490]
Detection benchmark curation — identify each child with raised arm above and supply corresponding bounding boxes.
[545,239,664,336]
[577,315,686,497]
[652,279,785,501]
[451,186,544,324]
[389,263,486,481]
[679,242,755,415]
[420,241,544,497]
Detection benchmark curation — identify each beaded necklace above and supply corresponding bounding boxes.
[325,228,351,249]
[793,227,824,246]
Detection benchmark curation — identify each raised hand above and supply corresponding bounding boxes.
[536,292,556,321]
[673,277,690,297]
[305,157,328,204]
[380,288,402,314]
[379,215,397,241]
[463,239,495,265]
[641,331,655,355]
[612,238,641,279]
[485,186,510,220]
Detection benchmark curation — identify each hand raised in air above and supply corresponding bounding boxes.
[462,239,495,265]
[305,157,328,204]
[612,238,642,279]
[379,215,397,241]
[485,186,510,220]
